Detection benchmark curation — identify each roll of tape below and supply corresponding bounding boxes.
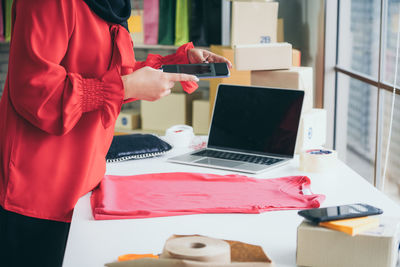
[299,149,337,172]
[164,236,231,263]
[165,125,195,148]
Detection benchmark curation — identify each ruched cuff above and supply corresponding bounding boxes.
[78,68,125,128]
[81,78,104,112]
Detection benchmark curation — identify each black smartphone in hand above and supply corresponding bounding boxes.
[298,203,383,223]
[161,63,230,79]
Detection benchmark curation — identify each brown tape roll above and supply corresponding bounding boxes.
[164,236,231,263]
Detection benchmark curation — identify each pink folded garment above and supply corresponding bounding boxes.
[91,172,325,220]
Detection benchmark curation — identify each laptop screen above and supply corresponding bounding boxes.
[207,84,304,158]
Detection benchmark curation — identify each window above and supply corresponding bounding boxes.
[336,73,378,183]
[326,0,400,203]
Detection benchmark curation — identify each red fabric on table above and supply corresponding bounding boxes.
[91,172,325,220]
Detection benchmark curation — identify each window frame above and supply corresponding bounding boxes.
[324,0,400,188]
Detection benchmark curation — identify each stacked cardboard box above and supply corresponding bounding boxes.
[277,18,284,43]
[115,109,140,131]
[231,1,279,46]
[141,92,202,132]
[235,43,292,71]
[192,100,210,135]
[251,67,318,153]
[230,0,292,71]
[251,67,313,112]
[208,1,289,116]
[221,0,316,154]
[292,49,301,67]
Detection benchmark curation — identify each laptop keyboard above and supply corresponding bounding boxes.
[192,150,284,165]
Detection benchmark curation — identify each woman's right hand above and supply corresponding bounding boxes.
[121,66,199,101]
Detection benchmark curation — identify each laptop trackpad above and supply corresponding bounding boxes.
[195,158,240,168]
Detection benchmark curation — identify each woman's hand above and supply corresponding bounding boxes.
[121,66,199,101]
[188,48,233,68]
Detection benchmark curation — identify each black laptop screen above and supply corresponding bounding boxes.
[207,85,304,158]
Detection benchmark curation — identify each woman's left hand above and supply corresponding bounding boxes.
[188,48,233,69]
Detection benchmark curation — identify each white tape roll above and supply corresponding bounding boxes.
[165,125,195,148]
[299,149,338,172]
[164,236,231,263]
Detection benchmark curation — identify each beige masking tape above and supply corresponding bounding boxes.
[299,149,338,172]
[164,236,231,263]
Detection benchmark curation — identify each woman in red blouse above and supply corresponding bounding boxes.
[0,0,231,266]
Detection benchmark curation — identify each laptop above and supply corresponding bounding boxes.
[168,84,304,174]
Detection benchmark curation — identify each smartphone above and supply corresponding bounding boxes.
[161,63,230,79]
[298,203,383,223]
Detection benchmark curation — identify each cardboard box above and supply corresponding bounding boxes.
[208,45,251,116]
[115,109,140,130]
[141,92,201,131]
[277,18,284,43]
[192,100,210,135]
[251,67,313,112]
[234,43,292,71]
[297,218,400,267]
[231,1,278,46]
[292,48,301,66]
[295,109,327,153]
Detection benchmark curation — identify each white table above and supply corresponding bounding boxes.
[62,147,400,267]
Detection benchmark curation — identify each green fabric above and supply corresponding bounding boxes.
[174,0,189,46]
[5,0,13,41]
[158,0,176,45]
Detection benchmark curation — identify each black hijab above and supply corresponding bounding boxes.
[83,0,131,31]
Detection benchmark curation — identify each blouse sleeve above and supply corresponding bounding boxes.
[8,0,124,135]
[133,42,199,94]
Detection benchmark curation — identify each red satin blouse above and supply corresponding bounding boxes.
[0,0,195,222]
